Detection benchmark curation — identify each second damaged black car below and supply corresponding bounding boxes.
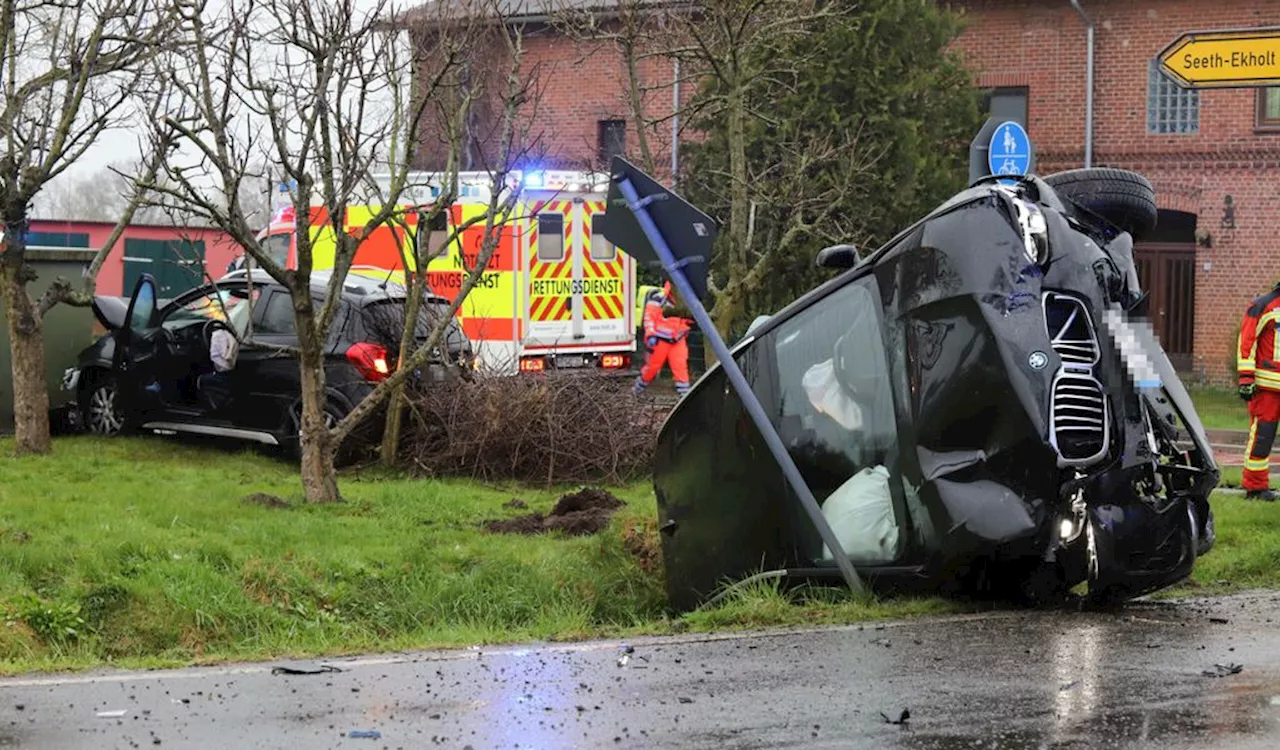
[654,168,1219,609]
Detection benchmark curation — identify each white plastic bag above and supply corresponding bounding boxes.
[801,359,863,431]
[820,465,899,563]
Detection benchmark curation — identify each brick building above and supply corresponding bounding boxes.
[949,0,1280,384]
[406,0,688,181]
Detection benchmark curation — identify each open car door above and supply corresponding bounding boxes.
[112,274,164,418]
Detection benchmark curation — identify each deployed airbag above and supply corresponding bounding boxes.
[821,465,900,563]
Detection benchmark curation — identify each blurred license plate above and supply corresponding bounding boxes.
[556,355,585,368]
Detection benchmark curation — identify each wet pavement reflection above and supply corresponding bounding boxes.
[4,592,1280,748]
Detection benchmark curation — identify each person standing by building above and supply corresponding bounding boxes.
[633,282,693,397]
[1237,284,1280,501]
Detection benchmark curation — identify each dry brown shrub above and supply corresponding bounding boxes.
[398,375,666,485]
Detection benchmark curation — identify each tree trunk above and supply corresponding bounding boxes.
[379,274,422,465]
[294,302,341,503]
[0,262,51,454]
[724,82,750,340]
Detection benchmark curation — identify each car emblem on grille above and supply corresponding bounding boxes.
[1028,350,1049,370]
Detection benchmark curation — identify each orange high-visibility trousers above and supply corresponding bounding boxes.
[639,338,690,392]
[1244,389,1280,491]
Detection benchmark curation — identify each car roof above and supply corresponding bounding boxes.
[217,267,411,304]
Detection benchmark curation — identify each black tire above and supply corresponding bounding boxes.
[78,370,128,437]
[285,398,355,465]
[1042,167,1158,241]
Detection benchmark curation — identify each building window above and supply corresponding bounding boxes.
[1258,87,1280,132]
[1147,60,1199,134]
[980,86,1029,128]
[597,120,626,164]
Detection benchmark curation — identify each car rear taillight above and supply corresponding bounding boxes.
[519,357,546,373]
[601,354,627,369]
[346,342,391,382]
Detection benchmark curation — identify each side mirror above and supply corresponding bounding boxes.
[815,244,860,270]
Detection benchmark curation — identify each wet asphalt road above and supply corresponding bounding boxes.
[5,592,1280,749]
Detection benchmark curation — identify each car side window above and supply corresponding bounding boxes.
[257,291,297,335]
[769,277,912,565]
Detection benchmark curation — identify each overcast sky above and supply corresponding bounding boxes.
[48,0,407,193]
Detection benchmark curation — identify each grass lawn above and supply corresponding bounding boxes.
[1,433,1273,677]
[1187,385,1248,433]
[0,436,954,675]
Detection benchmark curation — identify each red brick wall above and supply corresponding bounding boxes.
[412,20,692,180]
[950,0,1280,385]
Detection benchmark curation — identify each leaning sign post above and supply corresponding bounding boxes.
[1159,27,1280,88]
[600,156,867,598]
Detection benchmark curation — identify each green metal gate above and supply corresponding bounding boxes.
[123,238,207,298]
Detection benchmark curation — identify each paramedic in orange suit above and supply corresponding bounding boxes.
[633,282,693,396]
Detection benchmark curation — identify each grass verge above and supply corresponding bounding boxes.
[0,436,949,675]
[1187,385,1248,433]
[1160,489,1280,598]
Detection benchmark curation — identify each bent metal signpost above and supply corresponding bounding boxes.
[1159,27,1280,88]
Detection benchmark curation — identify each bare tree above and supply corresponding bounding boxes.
[658,0,833,337]
[0,0,174,454]
[154,0,541,502]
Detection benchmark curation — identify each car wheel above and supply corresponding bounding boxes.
[79,371,127,437]
[286,399,350,463]
[1042,167,1158,241]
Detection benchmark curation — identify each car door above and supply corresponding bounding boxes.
[112,274,165,418]
[227,287,302,431]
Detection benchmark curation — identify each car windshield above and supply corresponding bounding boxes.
[163,286,259,337]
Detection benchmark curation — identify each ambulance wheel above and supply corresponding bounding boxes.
[1043,168,1158,241]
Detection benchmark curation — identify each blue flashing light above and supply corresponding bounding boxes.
[524,172,544,188]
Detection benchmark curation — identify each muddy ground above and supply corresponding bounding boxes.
[484,488,626,536]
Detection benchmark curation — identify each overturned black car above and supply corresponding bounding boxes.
[654,168,1219,610]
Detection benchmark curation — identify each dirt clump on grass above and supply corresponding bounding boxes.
[485,488,625,537]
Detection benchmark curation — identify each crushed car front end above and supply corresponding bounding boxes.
[653,173,1218,610]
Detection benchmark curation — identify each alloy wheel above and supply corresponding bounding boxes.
[86,383,124,436]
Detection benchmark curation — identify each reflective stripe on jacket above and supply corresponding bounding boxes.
[1240,286,1280,391]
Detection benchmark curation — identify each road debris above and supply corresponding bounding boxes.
[1203,663,1244,678]
[1209,617,1230,624]
[880,709,910,725]
[270,664,343,675]
[347,729,382,739]
[1059,680,1081,691]
[96,710,127,718]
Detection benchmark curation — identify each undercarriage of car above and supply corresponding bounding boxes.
[652,169,1220,611]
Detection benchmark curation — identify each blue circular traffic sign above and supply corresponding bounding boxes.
[988,120,1031,181]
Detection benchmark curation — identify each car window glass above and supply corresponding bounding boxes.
[770,278,911,566]
[129,278,156,332]
[257,291,296,335]
[261,234,290,267]
[163,286,259,337]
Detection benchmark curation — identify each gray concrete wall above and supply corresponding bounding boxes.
[0,250,99,429]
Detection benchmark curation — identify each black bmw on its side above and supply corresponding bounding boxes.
[63,268,472,458]
[653,168,1219,610]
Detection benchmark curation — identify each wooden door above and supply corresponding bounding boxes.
[1134,243,1196,373]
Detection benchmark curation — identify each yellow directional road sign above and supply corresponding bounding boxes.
[1159,27,1280,88]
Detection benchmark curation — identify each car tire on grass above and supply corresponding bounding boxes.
[78,370,127,437]
[1043,167,1159,241]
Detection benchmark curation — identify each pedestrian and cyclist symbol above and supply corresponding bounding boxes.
[987,120,1030,184]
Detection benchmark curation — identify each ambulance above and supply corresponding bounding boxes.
[244,170,638,376]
